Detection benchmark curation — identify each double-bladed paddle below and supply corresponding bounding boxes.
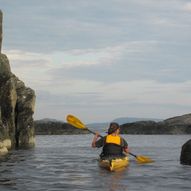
[66,114,154,164]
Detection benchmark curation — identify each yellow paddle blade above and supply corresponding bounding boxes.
[136,155,154,164]
[66,114,86,129]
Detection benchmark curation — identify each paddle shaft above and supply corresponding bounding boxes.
[86,128,100,136]
[128,152,137,158]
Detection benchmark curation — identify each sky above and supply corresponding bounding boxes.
[0,0,191,123]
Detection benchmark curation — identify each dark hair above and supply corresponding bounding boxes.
[107,122,120,134]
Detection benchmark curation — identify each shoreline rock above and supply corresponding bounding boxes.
[120,113,191,134]
[0,139,11,155]
[34,119,88,135]
[35,113,191,135]
[180,139,191,166]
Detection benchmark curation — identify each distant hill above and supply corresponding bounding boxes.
[112,117,162,125]
[86,117,162,133]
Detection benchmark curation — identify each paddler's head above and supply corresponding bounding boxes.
[107,122,120,135]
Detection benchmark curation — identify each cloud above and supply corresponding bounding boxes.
[33,79,191,122]
[4,49,53,90]
[34,77,191,108]
[52,40,157,67]
[5,35,191,93]
[5,50,49,67]
[94,80,191,105]
[6,48,191,104]
[50,46,123,69]
[183,2,191,12]
[48,41,191,84]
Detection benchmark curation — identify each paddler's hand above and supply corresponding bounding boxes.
[91,132,100,148]
[124,147,130,154]
[94,131,100,138]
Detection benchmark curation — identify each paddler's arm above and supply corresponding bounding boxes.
[91,132,100,148]
[121,138,129,154]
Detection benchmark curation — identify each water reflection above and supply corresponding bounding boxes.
[0,148,35,189]
[98,168,128,191]
[0,152,17,188]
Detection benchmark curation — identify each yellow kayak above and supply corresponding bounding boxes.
[98,156,129,171]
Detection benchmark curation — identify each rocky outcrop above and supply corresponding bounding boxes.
[120,121,161,134]
[35,113,191,135]
[163,113,191,125]
[120,113,191,134]
[180,139,191,166]
[0,10,35,155]
[34,119,89,135]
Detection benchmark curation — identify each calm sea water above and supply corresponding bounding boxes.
[0,135,191,191]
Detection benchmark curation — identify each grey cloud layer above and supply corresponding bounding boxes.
[1,0,191,52]
[49,41,191,83]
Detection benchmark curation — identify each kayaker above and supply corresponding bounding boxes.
[91,122,129,159]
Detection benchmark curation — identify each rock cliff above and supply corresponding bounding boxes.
[0,10,35,155]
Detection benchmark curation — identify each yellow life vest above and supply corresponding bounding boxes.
[106,135,121,145]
